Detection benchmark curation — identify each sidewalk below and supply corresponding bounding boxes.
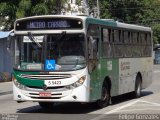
[0,81,12,95]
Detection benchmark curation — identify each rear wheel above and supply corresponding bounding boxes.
[133,75,142,98]
[96,81,110,108]
[39,102,54,109]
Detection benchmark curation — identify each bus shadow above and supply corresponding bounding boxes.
[17,102,97,114]
[17,91,153,114]
[141,90,153,97]
[111,90,153,105]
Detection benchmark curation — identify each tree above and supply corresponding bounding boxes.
[16,0,32,18]
[98,0,160,44]
[0,0,68,30]
[0,0,160,44]
[142,0,160,43]
[32,3,49,15]
[0,2,16,30]
[99,0,146,23]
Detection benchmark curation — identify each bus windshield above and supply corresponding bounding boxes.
[15,33,86,71]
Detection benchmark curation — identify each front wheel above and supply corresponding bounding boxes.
[96,82,110,108]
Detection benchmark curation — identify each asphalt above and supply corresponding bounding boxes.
[0,81,13,96]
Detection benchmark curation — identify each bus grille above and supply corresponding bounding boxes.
[20,74,72,80]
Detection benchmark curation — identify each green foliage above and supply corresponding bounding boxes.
[0,0,160,43]
[32,3,49,15]
[102,0,146,23]
[44,0,58,14]
[99,0,111,19]
[99,0,160,44]
[0,2,16,30]
[16,0,31,18]
[152,24,160,44]
[19,0,31,10]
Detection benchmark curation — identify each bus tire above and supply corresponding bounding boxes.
[39,102,54,109]
[133,75,142,98]
[96,81,110,108]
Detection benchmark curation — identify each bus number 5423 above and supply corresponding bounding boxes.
[46,80,61,86]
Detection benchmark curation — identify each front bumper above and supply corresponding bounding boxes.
[13,83,90,102]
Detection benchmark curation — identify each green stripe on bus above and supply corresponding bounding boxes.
[13,70,44,87]
[86,18,117,27]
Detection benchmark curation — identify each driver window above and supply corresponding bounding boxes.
[87,24,100,72]
[88,36,99,72]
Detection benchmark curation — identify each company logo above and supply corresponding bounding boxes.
[42,85,48,91]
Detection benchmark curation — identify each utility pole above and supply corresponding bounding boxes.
[97,0,100,18]
[56,0,61,14]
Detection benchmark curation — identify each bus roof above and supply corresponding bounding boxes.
[116,21,151,32]
[86,17,152,32]
[15,15,151,32]
[15,15,88,22]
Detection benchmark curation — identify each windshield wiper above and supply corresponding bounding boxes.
[58,31,66,41]
[28,32,42,48]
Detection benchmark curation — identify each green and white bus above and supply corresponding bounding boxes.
[12,15,152,108]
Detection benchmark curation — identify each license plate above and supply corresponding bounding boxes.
[39,92,51,97]
[45,80,62,87]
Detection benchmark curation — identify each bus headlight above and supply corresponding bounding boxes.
[65,75,86,89]
[13,76,26,90]
[77,75,86,85]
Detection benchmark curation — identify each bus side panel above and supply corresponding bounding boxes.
[119,57,152,95]
[139,57,153,89]
[119,58,135,95]
[89,58,119,101]
[101,58,119,97]
[89,60,102,101]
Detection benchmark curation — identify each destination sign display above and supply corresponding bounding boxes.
[15,18,83,30]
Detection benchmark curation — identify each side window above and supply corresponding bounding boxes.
[132,32,139,57]
[102,28,113,58]
[140,33,145,45]
[124,31,128,44]
[87,24,100,59]
[125,31,132,57]
[87,24,99,37]
[88,37,99,59]
[137,32,140,44]
[140,33,145,57]
[114,30,119,43]
[133,32,137,44]
[127,31,132,57]
[114,30,123,57]
[110,29,114,43]
[147,33,151,45]
[144,33,152,57]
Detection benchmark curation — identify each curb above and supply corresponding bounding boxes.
[0,80,12,83]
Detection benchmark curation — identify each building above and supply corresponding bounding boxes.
[0,32,14,81]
